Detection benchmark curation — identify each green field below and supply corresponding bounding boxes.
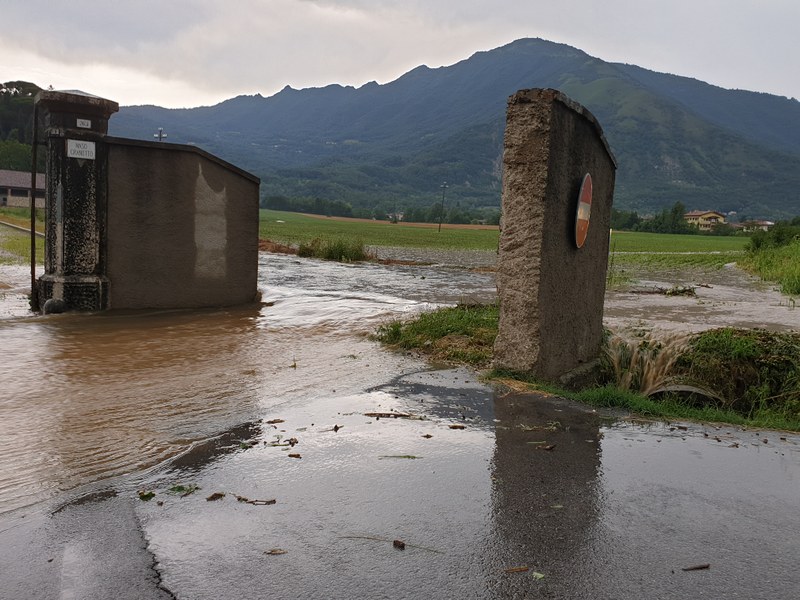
[609,231,748,253]
[261,209,751,254]
[259,210,499,250]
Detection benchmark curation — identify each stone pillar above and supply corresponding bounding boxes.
[493,89,616,381]
[36,90,119,312]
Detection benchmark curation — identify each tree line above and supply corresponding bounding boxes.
[262,194,500,225]
[612,202,735,235]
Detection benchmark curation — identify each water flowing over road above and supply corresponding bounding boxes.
[0,250,798,599]
[0,253,496,515]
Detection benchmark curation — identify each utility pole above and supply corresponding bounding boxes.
[154,128,167,142]
[437,181,448,232]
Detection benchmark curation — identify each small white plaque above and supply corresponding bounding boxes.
[67,139,96,160]
[76,118,91,129]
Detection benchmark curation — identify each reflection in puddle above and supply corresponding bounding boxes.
[133,380,799,599]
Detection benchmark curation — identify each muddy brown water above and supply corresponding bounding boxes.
[0,253,495,515]
[1,250,798,517]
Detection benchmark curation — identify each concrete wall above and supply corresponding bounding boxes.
[106,138,260,309]
[494,89,616,380]
[3,192,45,209]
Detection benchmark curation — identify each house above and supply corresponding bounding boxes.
[741,220,775,232]
[0,169,45,209]
[684,210,726,231]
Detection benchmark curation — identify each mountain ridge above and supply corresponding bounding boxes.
[7,38,800,220]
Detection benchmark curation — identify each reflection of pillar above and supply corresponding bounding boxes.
[486,392,603,597]
[494,89,616,380]
[36,90,119,312]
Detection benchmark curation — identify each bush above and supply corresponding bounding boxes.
[297,237,371,262]
[676,328,800,420]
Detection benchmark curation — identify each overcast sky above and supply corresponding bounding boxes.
[1,0,797,108]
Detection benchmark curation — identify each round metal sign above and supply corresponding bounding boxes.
[574,173,592,248]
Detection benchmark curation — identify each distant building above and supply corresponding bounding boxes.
[0,169,45,209]
[741,220,775,232]
[684,210,726,231]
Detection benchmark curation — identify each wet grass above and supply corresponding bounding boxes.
[0,226,43,265]
[0,207,45,232]
[0,208,45,265]
[376,303,499,367]
[376,304,800,431]
[297,237,373,262]
[260,209,499,251]
[609,231,748,253]
[738,239,800,296]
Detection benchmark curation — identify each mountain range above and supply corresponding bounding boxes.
[10,38,800,220]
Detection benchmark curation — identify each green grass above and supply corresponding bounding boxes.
[297,237,372,262]
[261,210,751,258]
[376,303,499,367]
[609,231,748,253]
[738,239,800,295]
[0,207,45,232]
[376,304,800,431]
[0,226,43,265]
[261,210,500,250]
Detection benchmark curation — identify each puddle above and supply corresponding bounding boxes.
[129,383,799,599]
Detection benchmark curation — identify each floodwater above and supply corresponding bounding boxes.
[0,253,495,515]
[1,248,799,598]
[604,262,800,333]
[2,250,799,516]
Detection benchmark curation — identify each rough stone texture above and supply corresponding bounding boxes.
[494,89,616,380]
[106,138,260,309]
[36,90,119,311]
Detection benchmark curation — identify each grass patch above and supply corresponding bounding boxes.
[609,231,748,253]
[261,209,499,251]
[376,305,800,431]
[738,239,800,295]
[0,226,44,265]
[297,237,372,262]
[376,303,498,367]
[0,207,45,232]
[610,251,742,270]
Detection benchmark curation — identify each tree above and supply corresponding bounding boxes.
[0,139,32,170]
[635,201,696,234]
[611,208,641,230]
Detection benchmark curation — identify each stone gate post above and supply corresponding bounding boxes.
[36,90,119,312]
[493,89,616,381]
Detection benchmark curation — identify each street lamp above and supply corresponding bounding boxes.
[438,181,448,232]
[154,128,168,142]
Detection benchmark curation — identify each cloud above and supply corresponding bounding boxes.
[1,0,798,107]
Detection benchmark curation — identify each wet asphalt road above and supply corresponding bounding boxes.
[2,244,799,599]
[1,366,798,600]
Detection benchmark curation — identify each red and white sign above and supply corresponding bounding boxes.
[574,173,592,248]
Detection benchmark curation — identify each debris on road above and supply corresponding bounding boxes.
[235,495,277,506]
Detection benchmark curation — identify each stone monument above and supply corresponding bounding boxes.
[493,89,616,381]
[36,90,119,312]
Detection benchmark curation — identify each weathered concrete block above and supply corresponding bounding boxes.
[494,89,616,380]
